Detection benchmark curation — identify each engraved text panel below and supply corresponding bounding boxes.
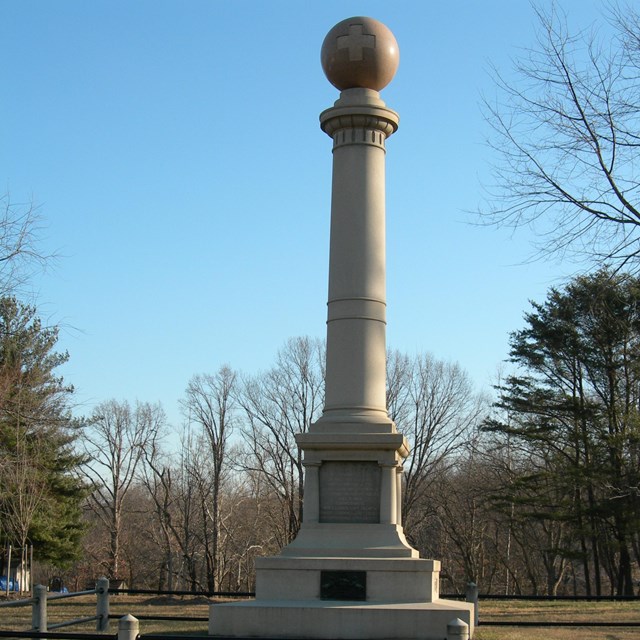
[319,461,380,523]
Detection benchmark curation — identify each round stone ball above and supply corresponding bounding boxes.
[321,17,399,91]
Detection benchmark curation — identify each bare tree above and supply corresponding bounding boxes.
[0,449,46,592]
[238,337,324,546]
[481,4,640,270]
[388,351,488,530]
[156,431,202,591]
[0,195,52,297]
[215,476,278,591]
[180,366,237,592]
[386,350,412,425]
[139,436,180,591]
[81,399,165,579]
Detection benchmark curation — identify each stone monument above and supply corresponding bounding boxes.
[209,16,474,640]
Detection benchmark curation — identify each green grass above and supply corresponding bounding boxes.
[0,594,638,638]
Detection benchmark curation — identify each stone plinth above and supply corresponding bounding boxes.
[210,600,474,640]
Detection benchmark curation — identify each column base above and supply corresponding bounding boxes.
[278,523,418,559]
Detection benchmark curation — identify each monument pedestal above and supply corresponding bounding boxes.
[255,557,440,601]
[210,554,474,639]
[209,431,475,639]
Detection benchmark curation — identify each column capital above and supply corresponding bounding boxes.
[320,105,399,140]
[320,88,399,140]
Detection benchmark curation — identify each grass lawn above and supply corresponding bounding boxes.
[0,593,638,638]
[475,599,640,640]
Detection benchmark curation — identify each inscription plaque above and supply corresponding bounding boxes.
[319,461,380,523]
[320,570,366,600]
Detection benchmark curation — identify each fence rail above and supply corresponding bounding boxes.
[48,617,101,631]
[481,620,640,627]
[0,632,110,640]
[46,591,95,603]
[0,579,109,633]
[470,593,640,600]
[106,586,640,601]
[108,588,252,598]
[0,598,33,609]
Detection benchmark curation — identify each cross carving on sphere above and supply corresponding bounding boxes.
[336,24,376,62]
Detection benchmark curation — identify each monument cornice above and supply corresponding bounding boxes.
[296,432,409,458]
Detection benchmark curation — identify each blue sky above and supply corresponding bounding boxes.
[1,1,608,430]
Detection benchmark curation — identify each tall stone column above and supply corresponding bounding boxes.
[318,86,398,426]
[292,16,414,558]
[208,16,476,640]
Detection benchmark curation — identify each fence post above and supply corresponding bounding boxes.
[465,581,479,628]
[446,618,469,640]
[118,614,139,640]
[31,584,47,632]
[96,576,110,631]
[6,545,12,598]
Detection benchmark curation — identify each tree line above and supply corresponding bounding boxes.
[2,269,639,596]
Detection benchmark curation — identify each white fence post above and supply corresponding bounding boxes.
[447,617,469,640]
[31,584,47,631]
[118,614,139,640]
[96,576,110,631]
[466,581,479,628]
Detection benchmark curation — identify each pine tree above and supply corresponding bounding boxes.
[0,296,86,569]
[486,270,640,595]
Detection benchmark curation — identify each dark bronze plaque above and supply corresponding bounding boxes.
[320,570,366,601]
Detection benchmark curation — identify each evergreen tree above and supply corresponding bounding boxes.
[0,296,86,568]
[486,270,640,595]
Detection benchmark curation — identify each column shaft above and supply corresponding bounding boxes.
[318,88,399,425]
